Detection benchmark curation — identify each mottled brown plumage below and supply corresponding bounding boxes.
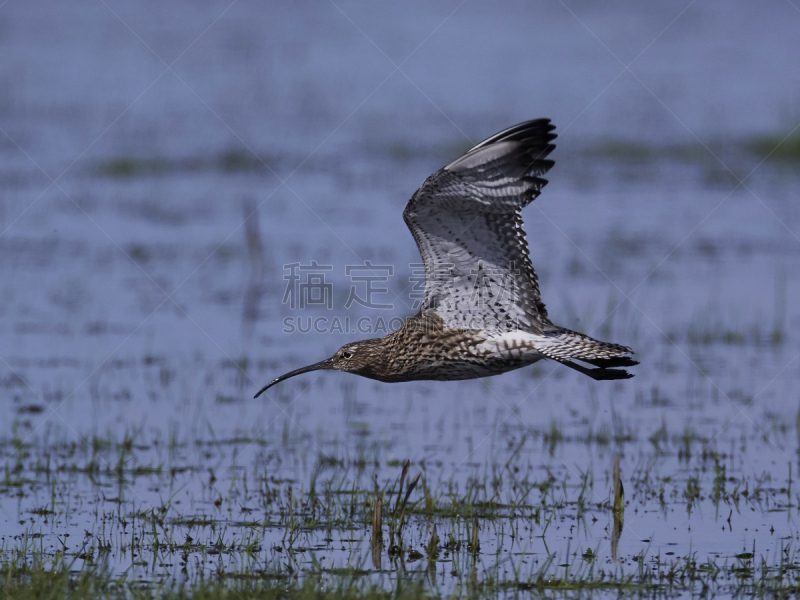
[255,119,636,398]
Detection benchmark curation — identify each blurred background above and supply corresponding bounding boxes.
[1,0,800,582]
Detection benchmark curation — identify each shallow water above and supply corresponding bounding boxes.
[2,0,800,595]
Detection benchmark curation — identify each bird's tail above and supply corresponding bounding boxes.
[535,328,637,380]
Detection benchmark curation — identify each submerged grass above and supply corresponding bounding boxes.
[585,131,800,169]
[5,544,800,599]
[0,555,438,600]
[745,132,800,162]
[98,151,269,178]
[97,130,800,183]
[1,417,799,598]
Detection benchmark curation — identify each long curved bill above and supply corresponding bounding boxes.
[254,357,334,398]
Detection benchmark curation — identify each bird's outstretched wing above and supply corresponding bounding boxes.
[403,119,556,333]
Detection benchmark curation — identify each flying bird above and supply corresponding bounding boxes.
[255,119,636,398]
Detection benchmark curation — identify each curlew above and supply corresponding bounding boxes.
[255,119,636,398]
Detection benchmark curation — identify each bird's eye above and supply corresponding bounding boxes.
[342,351,353,359]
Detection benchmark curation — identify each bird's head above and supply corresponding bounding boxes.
[254,340,382,398]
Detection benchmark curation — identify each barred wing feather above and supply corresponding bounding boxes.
[402,119,556,333]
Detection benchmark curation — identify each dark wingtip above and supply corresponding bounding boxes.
[590,368,634,381]
[466,118,557,153]
[587,357,640,369]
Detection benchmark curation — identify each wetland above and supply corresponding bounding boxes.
[3,1,800,597]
